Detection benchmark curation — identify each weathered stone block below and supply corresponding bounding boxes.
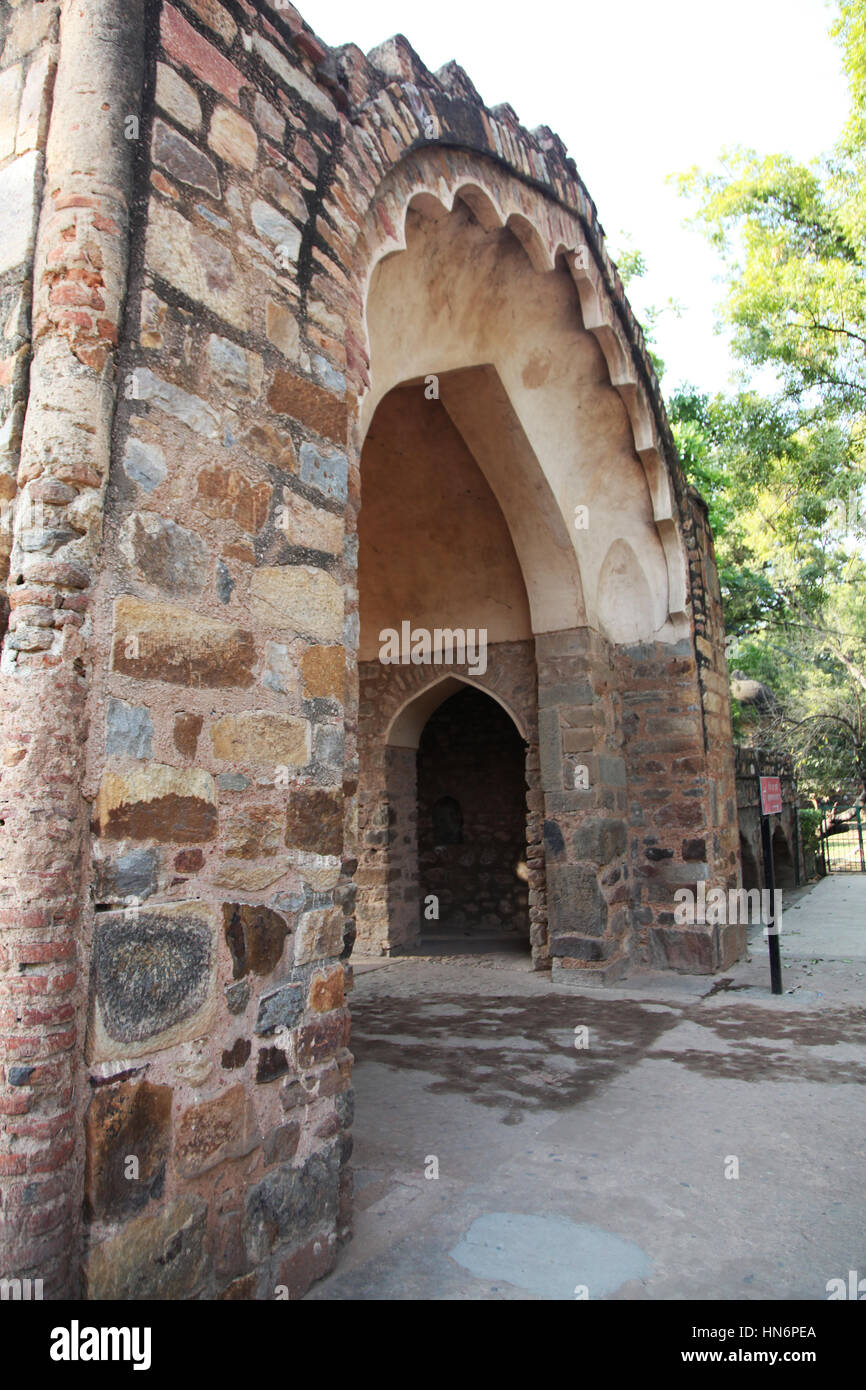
[243,1145,341,1263]
[295,1011,351,1068]
[298,442,348,503]
[547,863,607,938]
[85,1080,172,1221]
[255,983,304,1036]
[251,199,301,258]
[94,764,217,843]
[302,646,344,701]
[195,464,271,533]
[253,94,285,144]
[266,298,300,359]
[252,33,338,121]
[155,62,202,131]
[262,167,307,223]
[222,1037,251,1069]
[309,967,345,1013]
[225,979,251,1016]
[262,642,299,697]
[123,437,167,492]
[161,4,245,104]
[272,1234,337,1300]
[249,566,343,642]
[209,858,293,892]
[185,0,237,45]
[87,1196,208,1301]
[256,1045,290,1084]
[547,934,607,961]
[146,200,251,330]
[210,711,311,766]
[175,1085,261,1177]
[285,788,343,856]
[106,698,154,761]
[89,904,218,1061]
[293,907,344,966]
[276,490,342,555]
[647,924,717,973]
[209,103,257,169]
[268,371,347,442]
[95,847,158,903]
[571,818,627,866]
[241,421,296,469]
[223,804,283,860]
[119,512,209,594]
[223,902,290,979]
[206,334,263,400]
[112,596,255,688]
[263,1121,301,1167]
[131,367,219,437]
[153,118,220,197]
[173,712,203,759]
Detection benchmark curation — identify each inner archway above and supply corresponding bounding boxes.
[740,833,761,892]
[772,827,797,890]
[417,686,530,948]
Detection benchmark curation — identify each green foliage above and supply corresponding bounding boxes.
[671,0,866,800]
[798,808,823,857]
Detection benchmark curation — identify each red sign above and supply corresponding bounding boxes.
[760,776,783,816]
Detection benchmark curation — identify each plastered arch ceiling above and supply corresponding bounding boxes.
[359,176,690,645]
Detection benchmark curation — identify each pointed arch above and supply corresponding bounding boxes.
[340,148,690,641]
[387,674,528,749]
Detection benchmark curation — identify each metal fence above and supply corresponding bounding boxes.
[820,806,866,873]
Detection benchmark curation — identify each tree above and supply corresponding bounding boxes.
[668,3,866,800]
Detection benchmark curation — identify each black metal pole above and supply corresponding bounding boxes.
[759,807,783,994]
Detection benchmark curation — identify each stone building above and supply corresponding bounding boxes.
[0,0,740,1299]
[735,747,804,891]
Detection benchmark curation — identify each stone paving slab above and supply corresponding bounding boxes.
[312,884,865,1300]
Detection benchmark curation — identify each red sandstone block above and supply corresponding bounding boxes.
[0,907,51,929]
[52,194,97,211]
[295,31,327,64]
[161,5,246,105]
[295,136,318,176]
[55,309,92,330]
[9,590,55,612]
[7,1110,73,1142]
[29,1134,75,1174]
[49,282,105,309]
[0,1095,32,1115]
[91,214,121,236]
[20,1004,76,1028]
[6,975,50,995]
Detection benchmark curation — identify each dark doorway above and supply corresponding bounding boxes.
[772,826,797,889]
[740,833,761,892]
[416,686,529,945]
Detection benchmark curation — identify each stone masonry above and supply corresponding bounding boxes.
[0,0,740,1299]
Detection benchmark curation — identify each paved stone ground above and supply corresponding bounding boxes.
[308,875,865,1301]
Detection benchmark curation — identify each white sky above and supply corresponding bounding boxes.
[298,0,849,396]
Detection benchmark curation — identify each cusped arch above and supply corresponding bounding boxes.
[341,147,689,639]
[387,674,528,750]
